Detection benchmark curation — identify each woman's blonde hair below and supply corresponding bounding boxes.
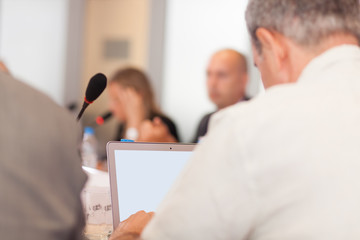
[110,67,161,118]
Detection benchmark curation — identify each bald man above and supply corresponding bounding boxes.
[193,49,249,142]
[137,49,249,143]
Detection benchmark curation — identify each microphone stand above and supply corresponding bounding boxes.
[76,102,89,121]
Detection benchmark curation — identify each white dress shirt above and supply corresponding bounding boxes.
[142,45,360,240]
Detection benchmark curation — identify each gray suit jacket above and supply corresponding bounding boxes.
[0,72,87,239]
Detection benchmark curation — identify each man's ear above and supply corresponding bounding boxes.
[255,28,286,69]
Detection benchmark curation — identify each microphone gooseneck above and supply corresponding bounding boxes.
[77,73,107,121]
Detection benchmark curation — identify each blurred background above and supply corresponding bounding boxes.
[0,0,262,156]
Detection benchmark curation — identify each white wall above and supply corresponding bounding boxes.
[162,0,262,142]
[0,0,70,104]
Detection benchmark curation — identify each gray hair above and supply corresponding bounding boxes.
[245,0,360,52]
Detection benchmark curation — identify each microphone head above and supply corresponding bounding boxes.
[85,73,107,103]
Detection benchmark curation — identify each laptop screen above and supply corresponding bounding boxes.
[107,142,195,226]
[115,150,192,221]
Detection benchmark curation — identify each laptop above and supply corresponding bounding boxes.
[107,141,196,228]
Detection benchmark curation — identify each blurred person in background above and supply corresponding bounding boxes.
[108,67,179,142]
[137,49,250,143]
[193,49,249,142]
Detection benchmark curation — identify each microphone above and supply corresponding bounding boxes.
[77,73,107,121]
[95,111,112,125]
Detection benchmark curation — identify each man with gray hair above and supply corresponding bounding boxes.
[110,0,360,239]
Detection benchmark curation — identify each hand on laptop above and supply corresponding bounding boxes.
[110,211,154,240]
[138,117,177,142]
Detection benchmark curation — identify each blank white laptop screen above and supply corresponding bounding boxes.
[107,142,195,227]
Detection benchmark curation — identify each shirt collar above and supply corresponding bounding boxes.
[297,44,360,84]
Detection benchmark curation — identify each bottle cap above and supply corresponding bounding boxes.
[84,127,95,135]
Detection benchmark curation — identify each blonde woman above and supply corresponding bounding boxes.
[108,67,179,142]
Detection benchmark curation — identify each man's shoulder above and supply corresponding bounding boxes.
[0,73,86,240]
[1,72,75,125]
[209,83,308,130]
[200,112,214,124]
[191,112,215,143]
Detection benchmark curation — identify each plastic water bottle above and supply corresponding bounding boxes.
[81,127,98,168]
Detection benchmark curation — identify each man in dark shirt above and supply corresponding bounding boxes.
[193,49,249,142]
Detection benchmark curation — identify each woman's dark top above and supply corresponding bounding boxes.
[115,112,180,142]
